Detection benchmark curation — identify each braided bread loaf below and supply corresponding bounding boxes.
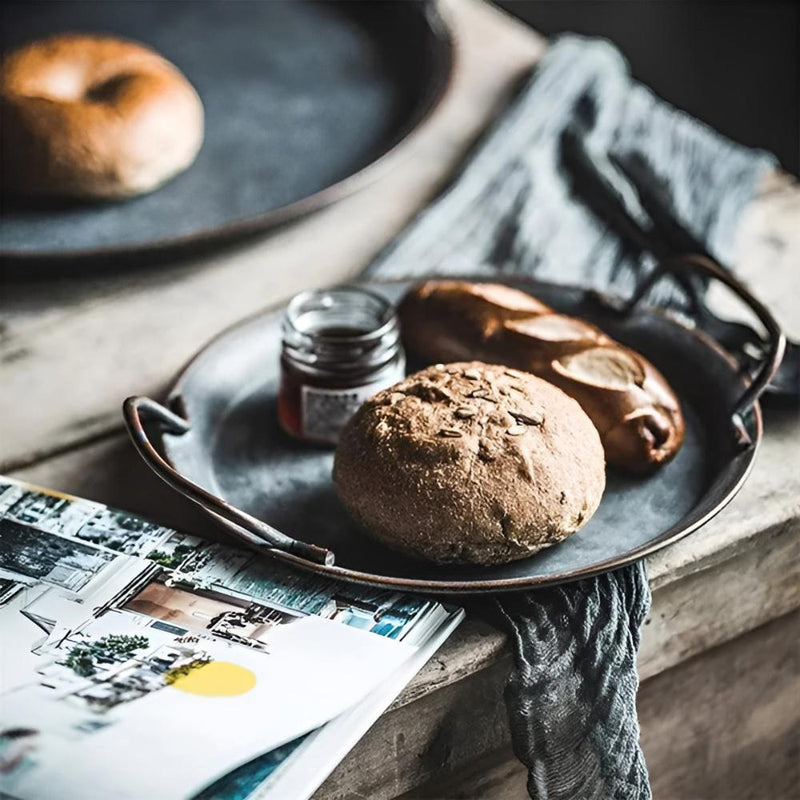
[398,281,685,473]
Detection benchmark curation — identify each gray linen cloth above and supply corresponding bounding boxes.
[365,36,774,800]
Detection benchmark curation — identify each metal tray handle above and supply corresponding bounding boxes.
[122,396,335,566]
[623,254,786,422]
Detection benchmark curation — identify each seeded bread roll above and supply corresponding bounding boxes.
[398,281,685,473]
[333,362,605,565]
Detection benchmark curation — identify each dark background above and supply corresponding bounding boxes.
[496,0,800,174]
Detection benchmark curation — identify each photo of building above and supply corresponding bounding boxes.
[0,485,100,539]
[28,627,214,717]
[69,643,212,712]
[0,520,117,592]
[181,544,429,639]
[0,480,175,557]
[71,508,172,556]
[122,577,303,651]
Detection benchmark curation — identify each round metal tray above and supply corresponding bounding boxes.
[0,0,451,264]
[124,261,784,593]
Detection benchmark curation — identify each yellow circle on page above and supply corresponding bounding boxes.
[168,661,256,696]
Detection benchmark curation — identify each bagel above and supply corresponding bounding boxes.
[0,34,204,199]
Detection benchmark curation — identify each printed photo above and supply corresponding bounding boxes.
[69,507,172,557]
[43,634,213,713]
[0,480,179,558]
[177,543,431,640]
[0,520,117,592]
[122,576,304,651]
[143,531,201,568]
[0,485,100,539]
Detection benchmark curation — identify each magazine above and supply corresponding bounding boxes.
[0,478,463,800]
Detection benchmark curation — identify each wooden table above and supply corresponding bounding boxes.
[2,2,798,798]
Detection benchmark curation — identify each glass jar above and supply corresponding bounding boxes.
[278,286,405,445]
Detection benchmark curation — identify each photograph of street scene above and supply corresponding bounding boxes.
[174,541,432,641]
[0,480,175,557]
[0,519,117,593]
[123,576,304,651]
[37,625,213,713]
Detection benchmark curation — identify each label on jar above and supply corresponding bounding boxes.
[301,367,404,445]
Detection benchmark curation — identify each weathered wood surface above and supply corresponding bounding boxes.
[2,0,799,798]
[398,610,800,800]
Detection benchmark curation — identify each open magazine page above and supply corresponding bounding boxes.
[0,478,461,800]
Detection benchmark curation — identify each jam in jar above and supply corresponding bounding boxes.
[278,286,405,445]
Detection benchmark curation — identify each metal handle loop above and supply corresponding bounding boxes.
[122,396,335,566]
[624,255,786,421]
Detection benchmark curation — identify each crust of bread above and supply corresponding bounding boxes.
[0,34,204,199]
[334,362,605,565]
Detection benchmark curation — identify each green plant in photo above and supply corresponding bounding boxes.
[164,656,212,685]
[63,634,150,677]
[147,542,194,568]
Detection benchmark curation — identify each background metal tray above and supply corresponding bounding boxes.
[0,0,451,263]
[124,264,784,593]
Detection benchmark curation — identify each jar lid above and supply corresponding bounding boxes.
[282,286,402,374]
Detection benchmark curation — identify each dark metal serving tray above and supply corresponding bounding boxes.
[124,260,784,594]
[0,0,451,264]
